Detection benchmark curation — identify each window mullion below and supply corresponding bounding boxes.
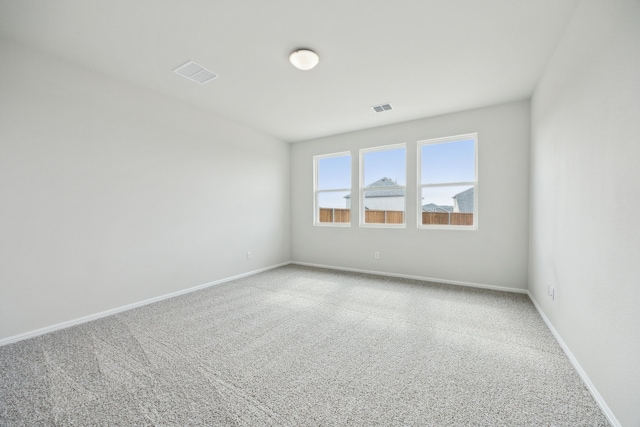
[317,188,351,194]
[421,182,475,189]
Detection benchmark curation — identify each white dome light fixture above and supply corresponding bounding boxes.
[289,49,320,71]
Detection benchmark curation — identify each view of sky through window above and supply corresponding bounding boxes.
[316,155,351,209]
[421,139,475,184]
[421,138,475,206]
[317,155,350,190]
[363,147,406,186]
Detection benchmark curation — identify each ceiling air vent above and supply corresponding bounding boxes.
[173,61,218,84]
[372,103,393,113]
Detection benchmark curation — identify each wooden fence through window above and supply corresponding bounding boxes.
[318,208,351,223]
[318,208,404,224]
[422,212,473,226]
[364,210,404,224]
[319,208,473,226]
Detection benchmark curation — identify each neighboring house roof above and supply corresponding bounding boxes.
[345,177,404,199]
[422,203,453,213]
[453,187,474,213]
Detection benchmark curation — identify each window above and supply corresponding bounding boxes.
[314,152,351,226]
[359,144,406,227]
[418,134,477,229]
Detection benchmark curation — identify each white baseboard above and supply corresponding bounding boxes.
[527,292,621,427]
[0,262,291,347]
[292,261,528,294]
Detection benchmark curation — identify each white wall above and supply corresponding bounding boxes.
[0,39,290,341]
[292,101,530,290]
[529,0,640,425]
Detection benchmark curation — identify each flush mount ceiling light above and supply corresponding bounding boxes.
[289,49,320,71]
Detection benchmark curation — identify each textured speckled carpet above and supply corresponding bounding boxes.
[0,265,609,426]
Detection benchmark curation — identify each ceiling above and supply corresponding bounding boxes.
[0,0,579,142]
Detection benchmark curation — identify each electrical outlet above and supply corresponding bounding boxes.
[374,251,380,259]
[247,251,252,260]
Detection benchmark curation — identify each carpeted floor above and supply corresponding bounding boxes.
[0,265,609,426]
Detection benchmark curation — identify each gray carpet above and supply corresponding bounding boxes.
[0,265,609,426]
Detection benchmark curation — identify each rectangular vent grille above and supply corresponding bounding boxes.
[372,103,393,113]
[173,61,218,84]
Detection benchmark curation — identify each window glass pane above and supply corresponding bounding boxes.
[363,188,405,211]
[363,147,406,186]
[363,207,405,224]
[421,185,474,226]
[421,139,474,184]
[317,191,351,223]
[317,155,351,190]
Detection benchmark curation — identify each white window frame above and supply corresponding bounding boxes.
[359,143,407,228]
[313,151,352,227]
[417,133,478,230]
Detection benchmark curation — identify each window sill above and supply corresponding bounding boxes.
[418,224,477,231]
[360,223,406,229]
